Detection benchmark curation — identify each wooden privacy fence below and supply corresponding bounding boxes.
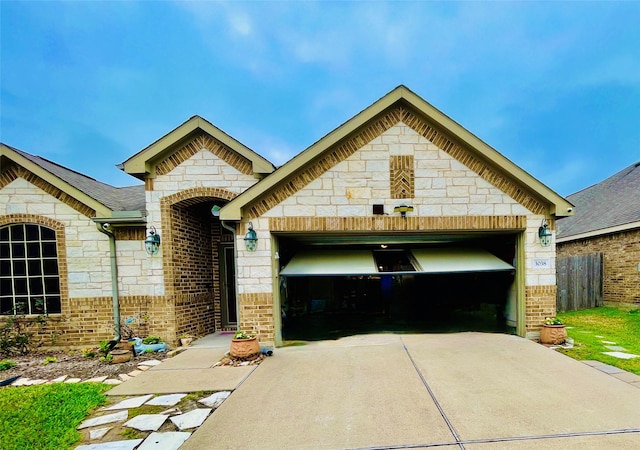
[556,252,603,312]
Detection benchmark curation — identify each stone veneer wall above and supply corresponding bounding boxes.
[235,119,558,343]
[557,229,640,306]
[148,141,262,337]
[1,168,171,347]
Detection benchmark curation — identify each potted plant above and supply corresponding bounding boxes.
[180,334,194,347]
[131,336,168,354]
[540,317,567,345]
[229,330,260,359]
[117,317,137,351]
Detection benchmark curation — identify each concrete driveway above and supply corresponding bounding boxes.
[182,333,640,449]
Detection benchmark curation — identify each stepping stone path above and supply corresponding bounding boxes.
[599,340,639,360]
[124,414,168,432]
[6,356,234,449]
[8,359,167,387]
[73,382,232,449]
[137,432,191,450]
[170,408,212,430]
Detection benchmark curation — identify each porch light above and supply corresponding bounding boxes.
[393,205,414,218]
[145,226,161,256]
[211,205,221,217]
[244,222,258,252]
[538,219,552,247]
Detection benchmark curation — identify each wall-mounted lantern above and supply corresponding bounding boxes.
[145,226,161,256]
[393,205,414,218]
[538,219,552,247]
[244,221,258,252]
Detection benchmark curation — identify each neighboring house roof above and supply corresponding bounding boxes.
[1,144,145,218]
[220,85,573,221]
[119,115,276,180]
[557,161,640,242]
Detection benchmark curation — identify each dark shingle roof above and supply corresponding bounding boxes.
[557,161,640,239]
[9,146,145,212]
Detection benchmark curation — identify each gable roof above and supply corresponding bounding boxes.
[119,115,276,180]
[1,144,145,218]
[220,85,573,221]
[557,161,640,241]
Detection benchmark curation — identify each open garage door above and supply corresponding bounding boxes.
[280,248,514,276]
[279,240,518,342]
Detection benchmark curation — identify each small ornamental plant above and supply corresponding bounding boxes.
[82,348,97,358]
[233,330,256,340]
[543,317,563,326]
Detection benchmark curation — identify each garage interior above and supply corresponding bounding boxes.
[277,233,518,341]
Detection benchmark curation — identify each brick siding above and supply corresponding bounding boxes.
[557,229,640,305]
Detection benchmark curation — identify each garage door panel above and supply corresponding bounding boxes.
[279,249,378,276]
[410,248,514,273]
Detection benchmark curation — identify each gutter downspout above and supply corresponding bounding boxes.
[221,220,239,331]
[96,222,120,341]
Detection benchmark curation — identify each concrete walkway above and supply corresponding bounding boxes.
[180,333,640,449]
[107,332,256,396]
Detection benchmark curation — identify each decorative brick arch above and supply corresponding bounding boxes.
[161,187,237,209]
[160,187,238,300]
[0,214,69,315]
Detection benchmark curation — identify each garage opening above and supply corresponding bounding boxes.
[277,234,518,341]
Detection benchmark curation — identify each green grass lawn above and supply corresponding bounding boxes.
[557,307,640,375]
[0,383,109,450]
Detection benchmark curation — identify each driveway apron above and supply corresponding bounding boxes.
[183,333,640,449]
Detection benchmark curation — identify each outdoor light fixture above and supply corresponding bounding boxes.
[393,205,414,218]
[145,226,161,256]
[538,219,553,247]
[211,205,221,217]
[244,221,258,252]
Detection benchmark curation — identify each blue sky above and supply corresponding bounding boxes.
[1,1,638,196]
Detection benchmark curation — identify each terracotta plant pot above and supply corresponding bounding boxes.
[540,325,567,345]
[118,340,133,351]
[229,337,260,359]
[110,349,132,364]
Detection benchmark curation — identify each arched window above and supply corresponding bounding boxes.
[0,224,61,315]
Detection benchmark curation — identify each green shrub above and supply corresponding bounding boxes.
[0,359,16,371]
[142,336,162,345]
[42,356,57,365]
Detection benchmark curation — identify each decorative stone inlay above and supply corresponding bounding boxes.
[390,155,414,199]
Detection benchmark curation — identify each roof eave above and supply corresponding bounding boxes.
[1,144,113,217]
[220,86,574,221]
[120,116,275,180]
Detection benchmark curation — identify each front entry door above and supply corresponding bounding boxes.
[220,243,237,326]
